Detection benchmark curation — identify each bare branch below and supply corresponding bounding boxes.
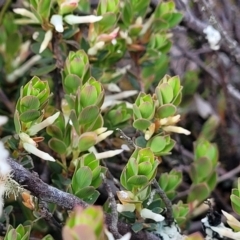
[8,158,161,240]
[152,179,173,226]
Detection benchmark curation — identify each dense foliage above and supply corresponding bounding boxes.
[1,0,240,240]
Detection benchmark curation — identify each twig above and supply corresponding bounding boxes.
[38,199,62,237]
[8,158,161,240]
[152,179,173,226]
[101,173,122,239]
[218,165,240,184]
[116,128,136,149]
[8,158,88,209]
[175,0,240,65]
[198,0,240,63]
[52,32,64,110]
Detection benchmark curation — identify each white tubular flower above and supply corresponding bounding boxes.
[117,203,135,213]
[119,31,132,45]
[14,18,40,25]
[94,127,108,135]
[95,149,123,159]
[144,123,155,140]
[96,130,113,144]
[13,8,39,23]
[105,90,138,102]
[102,100,133,110]
[107,83,121,92]
[88,41,105,56]
[203,25,221,50]
[19,132,36,145]
[22,143,55,162]
[50,15,64,33]
[6,55,41,83]
[159,115,181,125]
[140,208,165,222]
[64,14,102,25]
[39,30,53,53]
[19,132,55,161]
[140,15,154,36]
[12,40,31,68]
[28,112,60,136]
[162,126,191,135]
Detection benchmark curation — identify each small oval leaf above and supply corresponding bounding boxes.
[19,110,40,122]
[48,138,67,154]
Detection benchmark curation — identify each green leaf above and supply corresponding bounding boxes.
[75,186,95,197]
[92,166,102,181]
[207,172,217,191]
[38,0,52,20]
[63,74,82,94]
[133,119,151,131]
[19,110,40,122]
[69,110,80,135]
[72,167,92,192]
[168,76,181,96]
[5,229,17,240]
[121,0,132,26]
[165,170,182,191]
[189,157,212,184]
[138,162,152,175]
[14,110,22,133]
[16,225,25,237]
[48,138,67,154]
[147,136,166,153]
[75,187,100,204]
[167,13,183,28]
[231,194,240,215]
[6,32,21,56]
[127,175,149,187]
[42,235,54,240]
[135,136,147,148]
[159,83,173,104]
[20,96,40,111]
[156,104,176,118]
[79,106,100,125]
[132,0,150,17]
[95,13,117,32]
[132,222,144,233]
[159,173,169,190]
[46,125,63,139]
[78,132,97,152]
[160,139,175,155]
[187,183,210,203]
